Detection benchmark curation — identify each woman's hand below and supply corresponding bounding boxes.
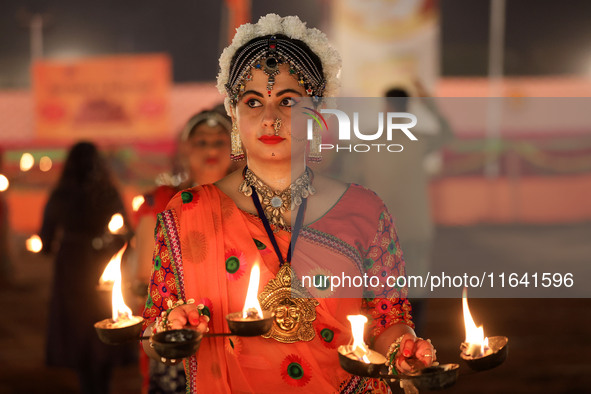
[395,333,437,374]
[167,303,209,333]
[143,303,210,364]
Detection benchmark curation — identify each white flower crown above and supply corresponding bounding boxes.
[217,13,342,113]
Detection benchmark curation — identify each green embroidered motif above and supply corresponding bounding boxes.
[226,256,240,274]
[320,328,334,343]
[201,306,211,318]
[314,274,329,291]
[287,362,304,379]
[154,256,162,270]
[145,295,153,308]
[253,238,267,250]
[387,240,397,254]
[181,191,193,203]
[363,258,374,270]
[363,290,375,300]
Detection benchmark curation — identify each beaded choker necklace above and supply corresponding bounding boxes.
[238,166,315,232]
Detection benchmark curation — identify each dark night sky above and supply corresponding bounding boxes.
[1,0,590,88]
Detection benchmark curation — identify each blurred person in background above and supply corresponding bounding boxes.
[364,81,454,334]
[40,141,135,394]
[133,106,233,393]
[0,150,11,285]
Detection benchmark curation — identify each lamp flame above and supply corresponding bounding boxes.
[132,195,145,212]
[26,234,43,253]
[39,156,53,172]
[20,153,34,172]
[99,246,123,289]
[100,244,132,322]
[347,315,371,363]
[242,263,263,319]
[108,213,124,234]
[462,288,490,357]
[0,174,9,192]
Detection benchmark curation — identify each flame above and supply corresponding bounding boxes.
[347,315,371,363]
[0,174,9,192]
[26,234,43,253]
[242,263,263,319]
[20,153,34,172]
[462,288,489,356]
[100,244,132,322]
[39,156,52,172]
[108,213,124,234]
[0,174,10,192]
[132,195,145,212]
[99,246,124,287]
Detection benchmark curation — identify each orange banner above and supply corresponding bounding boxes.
[33,54,171,141]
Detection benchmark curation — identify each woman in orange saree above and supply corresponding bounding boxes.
[142,14,436,393]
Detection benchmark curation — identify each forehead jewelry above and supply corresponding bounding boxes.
[273,118,282,136]
[225,35,326,105]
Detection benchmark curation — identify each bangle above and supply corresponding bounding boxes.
[385,335,405,375]
[153,298,197,334]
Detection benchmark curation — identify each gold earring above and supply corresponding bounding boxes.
[231,122,245,161]
[308,122,322,162]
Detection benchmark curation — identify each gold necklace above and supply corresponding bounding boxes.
[238,167,315,232]
[258,264,319,343]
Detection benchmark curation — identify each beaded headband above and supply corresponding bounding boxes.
[217,14,341,112]
[225,35,326,104]
[180,110,231,142]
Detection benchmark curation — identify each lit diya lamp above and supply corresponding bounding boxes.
[460,288,508,371]
[337,315,387,377]
[226,263,274,336]
[150,328,203,360]
[97,244,124,292]
[94,244,144,344]
[108,213,125,234]
[26,234,43,253]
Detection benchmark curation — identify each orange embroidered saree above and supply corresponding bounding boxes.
[143,184,412,393]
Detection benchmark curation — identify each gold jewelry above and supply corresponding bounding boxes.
[238,167,315,232]
[258,264,319,343]
[230,122,245,161]
[273,118,282,136]
[308,121,322,162]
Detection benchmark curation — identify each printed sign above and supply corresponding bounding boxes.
[33,54,171,141]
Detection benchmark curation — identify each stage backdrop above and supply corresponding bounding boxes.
[332,0,440,96]
[33,54,171,142]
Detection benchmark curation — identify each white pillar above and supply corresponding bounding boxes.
[485,0,506,178]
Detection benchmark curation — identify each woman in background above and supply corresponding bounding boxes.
[134,107,233,393]
[40,141,135,394]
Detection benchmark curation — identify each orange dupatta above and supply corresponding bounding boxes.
[154,184,402,393]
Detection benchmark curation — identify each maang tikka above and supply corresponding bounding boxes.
[225,35,327,106]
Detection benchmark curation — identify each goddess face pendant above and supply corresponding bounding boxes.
[258,264,319,343]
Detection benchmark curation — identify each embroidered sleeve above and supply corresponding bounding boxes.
[361,208,414,340]
[142,216,180,326]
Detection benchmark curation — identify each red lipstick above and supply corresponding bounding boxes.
[259,135,285,144]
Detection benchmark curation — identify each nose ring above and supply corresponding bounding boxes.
[273,118,282,136]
